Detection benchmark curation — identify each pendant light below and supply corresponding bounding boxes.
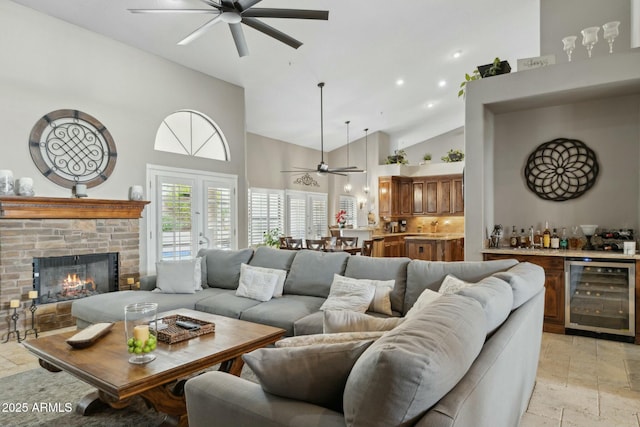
[343,121,352,193]
[363,128,370,194]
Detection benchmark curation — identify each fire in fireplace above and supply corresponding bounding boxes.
[33,253,119,304]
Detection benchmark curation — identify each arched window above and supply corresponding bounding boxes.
[154,110,230,161]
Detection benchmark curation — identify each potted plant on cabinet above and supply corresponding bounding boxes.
[458,57,511,98]
[420,153,432,165]
[441,149,464,162]
[385,149,408,165]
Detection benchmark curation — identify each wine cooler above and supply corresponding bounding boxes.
[565,258,635,340]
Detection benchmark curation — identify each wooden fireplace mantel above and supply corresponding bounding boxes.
[0,196,150,219]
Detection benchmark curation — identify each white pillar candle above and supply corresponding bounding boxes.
[10,299,20,308]
[28,290,38,299]
[129,185,144,201]
[133,324,150,343]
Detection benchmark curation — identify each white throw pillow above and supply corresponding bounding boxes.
[154,258,202,294]
[236,263,279,302]
[320,274,376,313]
[368,279,395,315]
[323,310,405,333]
[438,274,473,295]
[405,288,442,318]
[244,264,287,298]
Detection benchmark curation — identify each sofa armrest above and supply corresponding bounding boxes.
[185,371,346,427]
[139,275,156,291]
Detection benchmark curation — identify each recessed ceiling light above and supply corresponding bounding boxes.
[438,80,446,87]
[427,103,434,108]
[453,50,462,59]
[396,79,404,86]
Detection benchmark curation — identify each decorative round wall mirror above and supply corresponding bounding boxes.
[524,138,598,202]
[29,109,117,188]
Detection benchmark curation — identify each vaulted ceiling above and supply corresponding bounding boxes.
[11,0,540,151]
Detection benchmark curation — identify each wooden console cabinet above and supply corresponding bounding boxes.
[483,253,565,334]
[406,238,464,261]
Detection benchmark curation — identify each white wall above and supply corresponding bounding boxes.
[402,127,464,165]
[0,2,246,272]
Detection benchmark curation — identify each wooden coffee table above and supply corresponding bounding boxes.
[22,308,285,427]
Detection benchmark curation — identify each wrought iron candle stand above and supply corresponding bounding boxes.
[2,303,22,343]
[22,295,39,340]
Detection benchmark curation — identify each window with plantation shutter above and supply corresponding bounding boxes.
[248,188,284,246]
[147,165,237,273]
[339,195,357,227]
[285,190,328,239]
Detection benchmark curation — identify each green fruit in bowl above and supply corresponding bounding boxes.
[127,338,135,347]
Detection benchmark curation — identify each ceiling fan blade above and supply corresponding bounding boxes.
[242,8,328,20]
[220,0,235,8]
[229,23,249,57]
[199,0,222,8]
[328,171,348,176]
[281,169,315,173]
[330,168,365,173]
[128,9,219,14]
[177,15,224,45]
[241,17,302,49]
[234,0,263,12]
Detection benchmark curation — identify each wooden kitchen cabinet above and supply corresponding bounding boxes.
[378,176,411,217]
[483,253,565,334]
[383,235,405,257]
[409,174,464,217]
[452,176,464,214]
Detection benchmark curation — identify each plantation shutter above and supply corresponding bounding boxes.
[309,194,328,238]
[287,193,307,239]
[205,181,233,249]
[160,180,195,260]
[339,195,357,227]
[248,188,284,246]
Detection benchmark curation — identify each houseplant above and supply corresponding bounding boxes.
[458,57,511,98]
[335,209,347,228]
[262,228,281,248]
[442,149,464,162]
[385,149,408,165]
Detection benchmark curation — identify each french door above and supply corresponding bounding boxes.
[147,165,237,273]
[285,190,328,239]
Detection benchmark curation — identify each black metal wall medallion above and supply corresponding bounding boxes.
[29,109,117,188]
[524,138,599,202]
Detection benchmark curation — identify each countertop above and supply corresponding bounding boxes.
[482,248,640,260]
[372,232,464,240]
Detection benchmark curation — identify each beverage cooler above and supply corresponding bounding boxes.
[565,258,635,340]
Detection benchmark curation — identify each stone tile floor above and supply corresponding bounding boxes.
[1,330,639,426]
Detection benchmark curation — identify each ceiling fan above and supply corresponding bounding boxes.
[129,0,329,57]
[281,82,364,177]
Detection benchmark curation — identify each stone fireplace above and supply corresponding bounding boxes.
[0,197,148,333]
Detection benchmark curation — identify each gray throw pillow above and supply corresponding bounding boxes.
[154,258,201,294]
[242,340,374,412]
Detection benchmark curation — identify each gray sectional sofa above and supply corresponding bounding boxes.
[71,246,546,427]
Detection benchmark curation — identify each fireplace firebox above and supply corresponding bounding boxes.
[33,253,119,304]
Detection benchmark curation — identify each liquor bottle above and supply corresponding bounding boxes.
[529,226,535,249]
[519,228,529,248]
[534,229,542,249]
[559,227,569,250]
[550,228,560,249]
[543,221,551,249]
[510,225,518,248]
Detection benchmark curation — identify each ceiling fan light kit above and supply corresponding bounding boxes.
[129,0,329,57]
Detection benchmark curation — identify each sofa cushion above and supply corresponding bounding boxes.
[276,331,385,348]
[240,294,326,336]
[323,310,405,333]
[492,262,545,309]
[243,340,374,412]
[154,258,202,294]
[293,311,324,336]
[284,251,350,298]
[320,274,376,313]
[197,248,254,289]
[457,276,514,334]
[235,263,285,301]
[404,259,519,315]
[343,294,486,427]
[344,256,410,314]
[194,290,262,319]
[249,246,298,272]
